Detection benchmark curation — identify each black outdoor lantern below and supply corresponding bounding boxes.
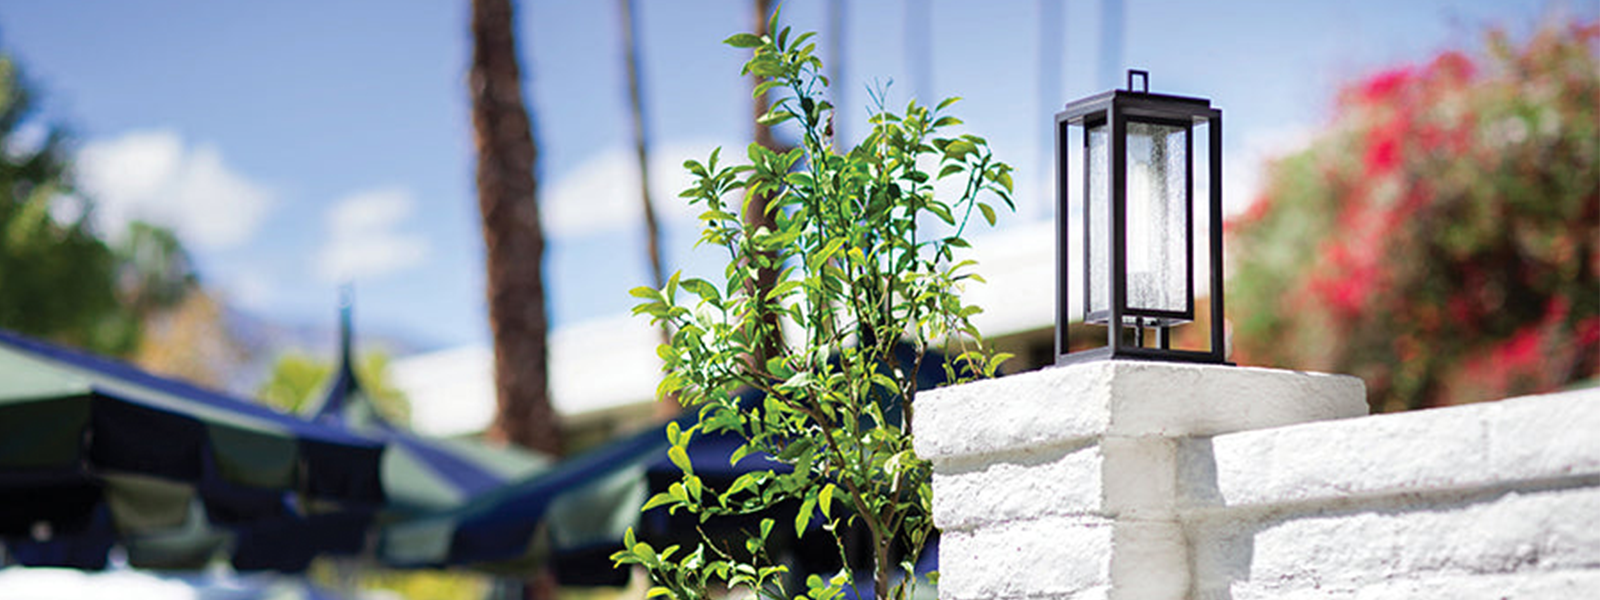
[1055,70,1228,365]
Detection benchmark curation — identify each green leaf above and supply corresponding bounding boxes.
[668,445,694,476]
[979,202,997,226]
[819,483,836,518]
[723,471,760,500]
[640,492,678,512]
[725,33,763,48]
[665,420,682,445]
[767,280,804,300]
[794,446,815,479]
[685,474,703,501]
[785,171,815,188]
[655,375,682,403]
[680,277,721,302]
[753,79,783,99]
[632,542,657,563]
[664,270,682,306]
[988,352,1015,376]
[944,139,978,160]
[795,492,817,535]
[757,109,795,127]
[730,442,754,466]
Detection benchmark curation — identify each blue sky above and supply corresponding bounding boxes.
[0,0,1585,351]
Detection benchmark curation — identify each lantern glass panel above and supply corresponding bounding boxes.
[1087,123,1110,320]
[1125,120,1188,316]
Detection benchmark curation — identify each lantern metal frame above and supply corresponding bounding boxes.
[1055,70,1229,365]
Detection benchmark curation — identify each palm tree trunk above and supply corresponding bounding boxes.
[470,0,563,458]
[470,3,564,596]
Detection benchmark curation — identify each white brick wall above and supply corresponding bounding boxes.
[915,360,1365,600]
[916,361,1600,600]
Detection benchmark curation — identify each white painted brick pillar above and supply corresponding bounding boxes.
[913,361,1366,600]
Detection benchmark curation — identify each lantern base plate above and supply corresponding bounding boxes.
[1056,345,1232,367]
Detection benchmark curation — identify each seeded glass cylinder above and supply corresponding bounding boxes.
[1086,124,1111,322]
[1124,121,1188,318]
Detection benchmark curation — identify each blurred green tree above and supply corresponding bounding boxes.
[257,349,411,425]
[1228,21,1599,411]
[0,53,198,357]
[0,53,125,353]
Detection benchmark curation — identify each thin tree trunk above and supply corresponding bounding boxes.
[470,0,562,458]
[620,0,665,297]
[619,0,678,419]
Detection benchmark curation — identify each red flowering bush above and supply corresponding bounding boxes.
[1228,21,1599,411]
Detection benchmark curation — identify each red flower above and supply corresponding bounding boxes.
[1364,137,1400,176]
[1497,325,1544,369]
[1309,241,1383,318]
[1364,117,1408,176]
[1361,67,1413,103]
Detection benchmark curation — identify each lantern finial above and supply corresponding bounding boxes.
[1127,69,1148,93]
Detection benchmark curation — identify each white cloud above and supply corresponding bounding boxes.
[316,187,430,282]
[543,140,731,238]
[76,130,274,249]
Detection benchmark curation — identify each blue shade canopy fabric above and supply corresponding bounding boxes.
[0,328,386,572]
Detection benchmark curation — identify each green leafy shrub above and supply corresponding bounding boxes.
[616,10,1013,600]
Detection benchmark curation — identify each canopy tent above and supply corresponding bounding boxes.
[304,302,551,517]
[292,300,668,583]
[377,417,668,584]
[378,343,955,586]
[0,329,385,572]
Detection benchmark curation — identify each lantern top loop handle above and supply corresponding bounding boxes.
[1127,69,1149,93]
